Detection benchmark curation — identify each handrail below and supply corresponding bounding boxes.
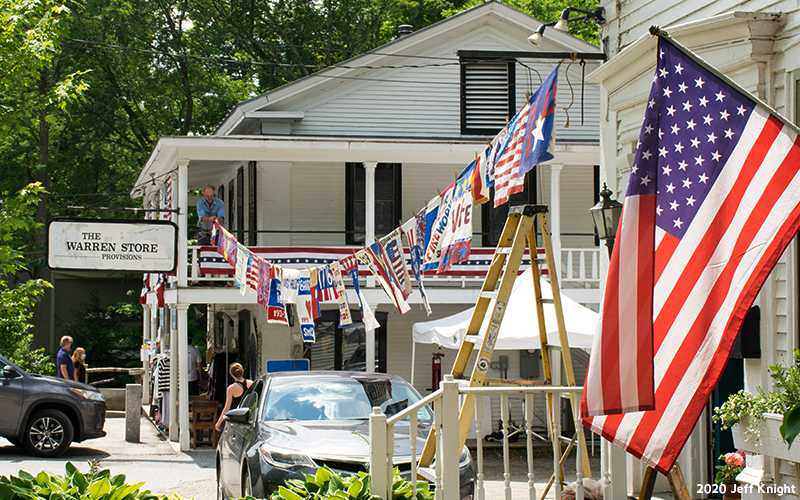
[369,376,592,500]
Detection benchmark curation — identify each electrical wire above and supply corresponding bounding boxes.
[61,36,462,71]
[70,13,459,61]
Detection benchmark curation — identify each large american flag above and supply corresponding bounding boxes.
[581,36,800,474]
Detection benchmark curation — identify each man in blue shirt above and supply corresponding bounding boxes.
[197,185,225,245]
[56,336,75,380]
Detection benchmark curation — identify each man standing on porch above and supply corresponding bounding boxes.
[196,185,224,245]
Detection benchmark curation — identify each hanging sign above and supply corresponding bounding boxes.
[47,218,177,273]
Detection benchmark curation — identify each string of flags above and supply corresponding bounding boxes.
[141,65,561,343]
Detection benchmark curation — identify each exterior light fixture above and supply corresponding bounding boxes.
[528,6,605,46]
[588,183,623,258]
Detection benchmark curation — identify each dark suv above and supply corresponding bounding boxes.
[0,354,106,457]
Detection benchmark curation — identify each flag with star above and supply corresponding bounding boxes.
[581,36,800,475]
[519,64,558,177]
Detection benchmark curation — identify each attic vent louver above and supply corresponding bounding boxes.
[460,58,515,135]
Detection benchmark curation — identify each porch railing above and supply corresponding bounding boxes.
[186,245,600,289]
[369,376,595,500]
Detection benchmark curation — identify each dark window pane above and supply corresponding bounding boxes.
[309,321,337,371]
[375,200,394,235]
[375,165,395,199]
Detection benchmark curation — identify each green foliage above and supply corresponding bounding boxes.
[714,350,800,443]
[444,0,601,45]
[58,291,143,385]
[0,460,163,500]
[265,466,433,500]
[0,183,53,374]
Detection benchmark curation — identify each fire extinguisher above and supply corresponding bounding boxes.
[429,352,445,392]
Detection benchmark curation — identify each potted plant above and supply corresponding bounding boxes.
[714,450,745,500]
[713,349,800,460]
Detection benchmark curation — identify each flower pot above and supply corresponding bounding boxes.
[722,485,741,500]
[731,413,800,462]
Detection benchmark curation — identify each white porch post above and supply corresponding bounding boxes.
[177,160,189,287]
[142,304,151,405]
[364,162,376,290]
[176,303,190,450]
[366,302,377,373]
[168,307,178,440]
[549,164,562,276]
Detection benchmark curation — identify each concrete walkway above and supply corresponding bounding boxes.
[0,415,614,500]
[0,416,216,500]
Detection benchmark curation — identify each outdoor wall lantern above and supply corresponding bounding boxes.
[589,183,623,258]
[528,6,606,46]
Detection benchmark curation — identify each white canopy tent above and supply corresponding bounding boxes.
[410,267,599,385]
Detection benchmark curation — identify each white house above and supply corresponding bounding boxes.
[132,0,604,451]
[592,1,800,498]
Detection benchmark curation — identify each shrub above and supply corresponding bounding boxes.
[0,460,163,500]
[265,466,434,500]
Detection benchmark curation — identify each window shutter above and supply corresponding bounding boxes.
[461,60,515,135]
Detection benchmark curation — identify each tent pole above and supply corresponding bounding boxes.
[411,341,416,387]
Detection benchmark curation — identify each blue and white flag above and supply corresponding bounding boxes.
[519,64,558,177]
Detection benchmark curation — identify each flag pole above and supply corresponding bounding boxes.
[649,25,800,137]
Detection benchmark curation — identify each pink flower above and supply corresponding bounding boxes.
[725,451,745,468]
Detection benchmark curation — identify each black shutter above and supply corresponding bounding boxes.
[461,59,515,135]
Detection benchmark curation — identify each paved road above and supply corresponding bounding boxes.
[0,416,216,500]
[0,416,604,500]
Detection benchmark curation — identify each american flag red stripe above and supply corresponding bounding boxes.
[581,37,800,474]
[493,102,530,207]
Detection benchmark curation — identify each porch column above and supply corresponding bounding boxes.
[177,160,189,287]
[142,304,151,405]
[366,302,378,373]
[364,162,377,288]
[168,307,178,440]
[549,164,562,277]
[176,303,190,451]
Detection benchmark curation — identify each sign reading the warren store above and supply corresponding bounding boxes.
[47,219,177,273]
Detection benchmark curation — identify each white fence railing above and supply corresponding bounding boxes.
[369,376,595,500]
[186,245,602,290]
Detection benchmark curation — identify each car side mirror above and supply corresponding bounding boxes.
[2,365,19,378]
[223,407,251,424]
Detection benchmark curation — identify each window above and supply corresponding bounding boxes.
[461,58,515,135]
[218,184,224,203]
[248,161,258,246]
[236,167,244,242]
[482,168,537,247]
[305,310,388,372]
[345,163,401,245]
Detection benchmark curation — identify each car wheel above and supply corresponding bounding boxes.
[242,467,252,498]
[24,409,74,457]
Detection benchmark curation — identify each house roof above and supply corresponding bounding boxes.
[214,0,603,136]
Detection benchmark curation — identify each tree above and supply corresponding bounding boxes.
[0,184,54,373]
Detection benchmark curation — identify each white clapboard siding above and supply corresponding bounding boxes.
[288,163,347,246]
[537,164,597,248]
[279,22,601,143]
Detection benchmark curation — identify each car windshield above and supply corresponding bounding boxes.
[262,375,432,422]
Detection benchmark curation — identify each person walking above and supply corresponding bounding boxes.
[196,185,225,245]
[215,363,252,431]
[56,336,74,380]
[72,347,87,383]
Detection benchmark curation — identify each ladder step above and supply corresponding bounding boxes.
[496,247,512,255]
[540,298,554,304]
[464,335,483,344]
[480,291,498,300]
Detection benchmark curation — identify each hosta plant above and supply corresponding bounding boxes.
[0,460,162,500]
[266,465,434,500]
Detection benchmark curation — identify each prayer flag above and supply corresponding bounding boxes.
[519,65,558,177]
[267,265,288,325]
[438,164,475,273]
[329,261,353,327]
[581,36,800,474]
[340,255,380,330]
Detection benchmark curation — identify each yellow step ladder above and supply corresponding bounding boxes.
[418,204,591,494]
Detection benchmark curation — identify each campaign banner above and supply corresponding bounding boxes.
[329,261,353,327]
[267,265,288,325]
